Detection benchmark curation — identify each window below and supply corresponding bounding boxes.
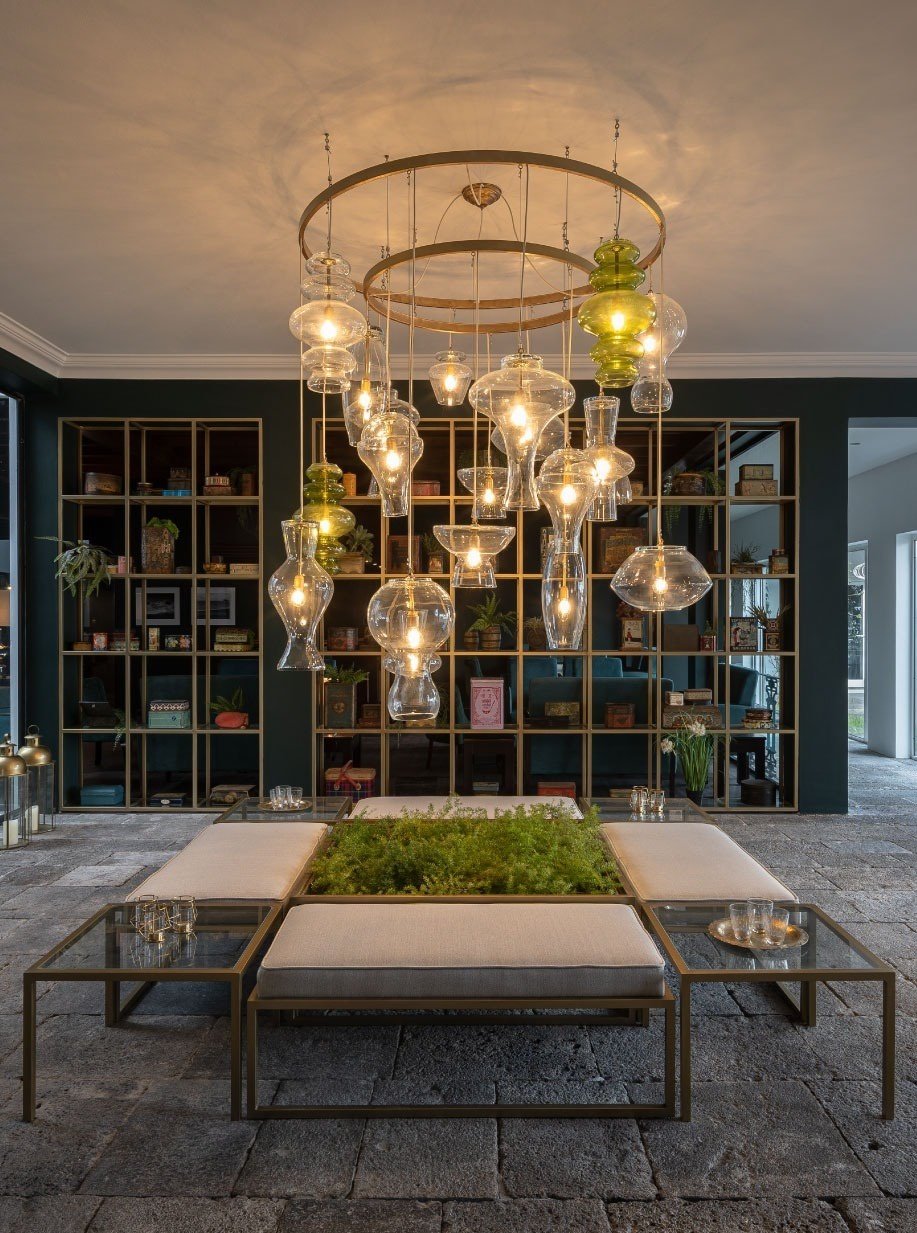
[847,543,866,742]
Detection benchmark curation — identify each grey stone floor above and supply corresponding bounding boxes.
[0,752,914,1231]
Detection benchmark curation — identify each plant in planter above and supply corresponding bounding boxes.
[210,688,249,729]
[523,615,547,651]
[730,542,762,576]
[37,537,112,598]
[662,718,715,804]
[142,518,180,574]
[467,594,516,651]
[422,532,445,575]
[323,663,370,729]
[663,469,725,539]
[700,620,717,651]
[751,602,790,653]
[339,524,375,574]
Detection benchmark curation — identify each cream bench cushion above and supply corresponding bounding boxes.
[257,901,664,999]
[127,822,328,902]
[352,795,582,819]
[603,822,796,903]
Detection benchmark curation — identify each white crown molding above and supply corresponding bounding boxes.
[2,314,917,381]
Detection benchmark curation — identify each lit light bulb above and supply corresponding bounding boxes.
[385,448,402,471]
[611,311,626,332]
[558,591,572,617]
[319,517,331,534]
[466,546,482,568]
[510,401,528,428]
[407,652,419,673]
[319,316,338,342]
[290,575,306,606]
[483,486,495,504]
[642,335,658,355]
[444,373,458,392]
[594,457,611,480]
[406,623,421,649]
[357,388,372,410]
[653,575,669,594]
[560,483,577,506]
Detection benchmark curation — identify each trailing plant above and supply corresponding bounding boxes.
[467,594,517,635]
[37,537,112,599]
[210,688,245,716]
[661,719,716,793]
[308,800,622,896]
[112,707,126,751]
[344,524,374,562]
[422,532,442,556]
[145,517,180,540]
[324,663,370,685]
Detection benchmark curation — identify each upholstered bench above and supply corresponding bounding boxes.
[247,898,676,1119]
[351,794,583,818]
[602,822,796,904]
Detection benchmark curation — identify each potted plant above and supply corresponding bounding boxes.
[467,595,517,651]
[523,616,547,651]
[730,542,763,576]
[323,663,369,729]
[210,688,249,729]
[142,517,179,574]
[463,626,480,651]
[752,603,790,653]
[662,719,715,805]
[700,621,716,652]
[37,537,112,598]
[339,524,374,575]
[422,532,445,575]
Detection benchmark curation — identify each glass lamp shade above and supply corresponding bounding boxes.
[289,251,367,394]
[383,651,443,723]
[616,475,634,505]
[611,543,712,612]
[357,410,423,517]
[638,292,687,366]
[470,351,574,510]
[490,415,564,462]
[631,373,673,415]
[535,448,599,549]
[367,576,454,654]
[17,726,55,834]
[583,394,635,521]
[429,348,473,406]
[268,518,333,671]
[343,326,388,444]
[387,387,421,424]
[299,461,356,574]
[433,524,516,589]
[541,545,587,651]
[457,466,509,521]
[0,735,29,850]
[577,238,656,388]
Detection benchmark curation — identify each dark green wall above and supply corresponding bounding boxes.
[13,369,917,813]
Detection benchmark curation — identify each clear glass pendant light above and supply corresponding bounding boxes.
[457,465,509,520]
[433,524,515,589]
[343,326,388,444]
[631,293,686,415]
[611,543,712,612]
[616,474,634,505]
[268,518,333,670]
[384,651,443,723]
[357,409,423,517]
[490,415,564,463]
[542,544,587,650]
[368,577,454,719]
[470,351,575,509]
[583,394,635,521]
[535,447,599,549]
[289,251,367,393]
[429,348,473,406]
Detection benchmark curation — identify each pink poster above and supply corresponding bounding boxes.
[470,678,504,729]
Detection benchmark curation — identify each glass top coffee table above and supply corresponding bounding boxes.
[216,795,351,822]
[23,902,279,1122]
[583,793,711,823]
[642,901,896,1121]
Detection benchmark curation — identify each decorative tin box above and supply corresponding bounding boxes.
[768,550,790,574]
[684,688,713,704]
[663,704,721,730]
[359,702,382,727]
[537,781,577,799]
[739,463,774,481]
[471,678,505,729]
[605,702,636,729]
[736,479,778,497]
[80,785,125,806]
[664,690,685,707]
[327,627,359,652]
[670,471,705,496]
[545,700,581,725]
[210,783,254,804]
[147,699,191,729]
[324,763,377,798]
[412,480,441,496]
[84,472,122,495]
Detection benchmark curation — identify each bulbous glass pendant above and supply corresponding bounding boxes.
[631,373,673,415]
[583,394,635,521]
[367,576,454,654]
[535,448,598,550]
[384,651,442,723]
[611,544,712,612]
[343,326,388,444]
[433,524,516,589]
[470,351,574,510]
[542,545,587,651]
[429,348,473,406]
[638,292,687,365]
[268,518,333,671]
[299,461,356,574]
[616,474,634,505]
[457,465,509,521]
[357,410,423,518]
[290,251,367,395]
[577,238,656,388]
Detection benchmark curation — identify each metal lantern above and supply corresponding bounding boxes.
[0,735,29,850]
[18,725,55,834]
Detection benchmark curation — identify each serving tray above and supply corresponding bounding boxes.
[707,917,808,951]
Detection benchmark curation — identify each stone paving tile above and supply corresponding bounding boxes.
[499,1109,655,1199]
[80,1079,271,1197]
[88,1196,285,1231]
[688,1014,832,1082]
[587,1018,669,1083]
[812,1081,917,1196]
[372,1077,496,1106]
[353,1118,499,1199]
[0,1195,102,1231]
[633,1080,880,1198]
[23,1013,216,1082]
[602,1198,850,1230]
[186,1020,399,1082]
[837,1196,917,1232]
[848,890,917,923]
[393,1024,597,1084]
[446,1198,612,1231]
[233,1096,364,1198]
[54,866,146,888]
[794,1012,916,1083]
[280,1199,442,1231]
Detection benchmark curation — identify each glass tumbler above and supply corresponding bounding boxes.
[748,898,773,943]
[630,786,649,815]
[147,901,171,943]
[648,789,666,814]
[728,901,750,943]
[767,907,790,947]
[290,786,303,807]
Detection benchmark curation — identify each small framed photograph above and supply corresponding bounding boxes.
[135,586,180,626]
[178,633,192,650]
[196,586,236,626]
[598,527,646,574]
[147,626,161,652]
[621,617,645,650]
[91,631,109,651]
[730,617,759,652]
[164,633,181,651]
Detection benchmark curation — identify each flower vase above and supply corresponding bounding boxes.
[686,788,705,805]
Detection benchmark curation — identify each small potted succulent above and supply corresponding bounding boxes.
[730,543,763,576]
[210,688,249,729]
[467,595,516,651]
[142,517,180,574]
[423,532,445,575]
[37,537,112,598]
[523,615,547,651]
[323,663,369,729]
[339,524,374,575]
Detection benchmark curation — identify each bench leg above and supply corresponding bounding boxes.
[247,999,259,1119]
[664,997,676,1115]
[22,975,36,1123]
[104,980,120,1027]
[679,978,692,1121]
[883,975,895,1120]
[230,975,243,1121]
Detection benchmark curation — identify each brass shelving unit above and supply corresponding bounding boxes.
[56,417,263,811]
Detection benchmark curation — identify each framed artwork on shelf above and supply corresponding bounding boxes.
[196,587,236,626]
[134,587,180,626]
[597,526,646,574]
[620,618,645,650]
[730,617,759,652]
[470,678,504,729]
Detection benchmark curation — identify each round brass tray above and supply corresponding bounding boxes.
[707,917,808,951]
[257,798,310,812]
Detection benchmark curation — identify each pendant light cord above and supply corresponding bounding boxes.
[656,246,665,547]
[324,132,334,253]
[517,164,530,349]
[471,252,480,525]
[611,117,622,240]
[407,168,417,575]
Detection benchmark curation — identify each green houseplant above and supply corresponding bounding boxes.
[323,662,370,729]
[339,524,374,574]
[37,537,112,599]
[142,517,180,574]
[467,594,516,651]
[662,719,715,804]
[523,615,547,651]
[730,542,762,576]
[210,687,249,729]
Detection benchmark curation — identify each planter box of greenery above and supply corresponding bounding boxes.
[306,800,622,897]
[323,663,369,729]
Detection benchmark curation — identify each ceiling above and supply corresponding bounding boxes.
[848,426,917,477]
[1,0,916,379]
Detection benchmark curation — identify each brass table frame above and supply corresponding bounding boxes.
[23,900,281,1123]
[641,900,897,1122]
[246,893,677,1120]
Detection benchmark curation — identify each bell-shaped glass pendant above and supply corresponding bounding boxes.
[299,460,355,574]
[542,545,587,651]
[535,448,599,550]
[631,373,673,415]
[384,651,443,723]
[638,292,687,366]
[268,518,333,671]
[367,576,454,654]
[289,251,367,393]
[583,394,635,521]
[357,410,423,517]
[457,465,509,521]
[343,326,388,444]
[490,415,565,463]
[470,351,574,510]
[611,543,712,612]
[433,524,516,588]
[429,348,473,406]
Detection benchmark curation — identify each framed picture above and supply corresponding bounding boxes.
[387,535,421,573]
[730,617,759,652]
[196,586,236,626]
[597,526,646,574]
[134,587,180,626]
[620,617,645,650]
[470,678,504,729]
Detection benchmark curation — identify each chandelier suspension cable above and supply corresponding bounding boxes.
[471,252,480,526]
[323,132,334,253]
[562,145,572,445]
[383,155,392,384]
[406,167,417,576]
[655,244,666,548]
[611,117,622,239]
[517,163,530,349]
[298,247,305,576]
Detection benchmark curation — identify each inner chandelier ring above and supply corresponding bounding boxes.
[297,149,667,336]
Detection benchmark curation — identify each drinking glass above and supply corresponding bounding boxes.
[767,907,790,947]
[629,786,649,815]
[269,786,282,809]
[728,901,750,943]
[648,789,666,815]
[290,786,303,807]
[278,785,292,809]
[171,895,197,936]
[748,898,773,942]
[132,894,157,937]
